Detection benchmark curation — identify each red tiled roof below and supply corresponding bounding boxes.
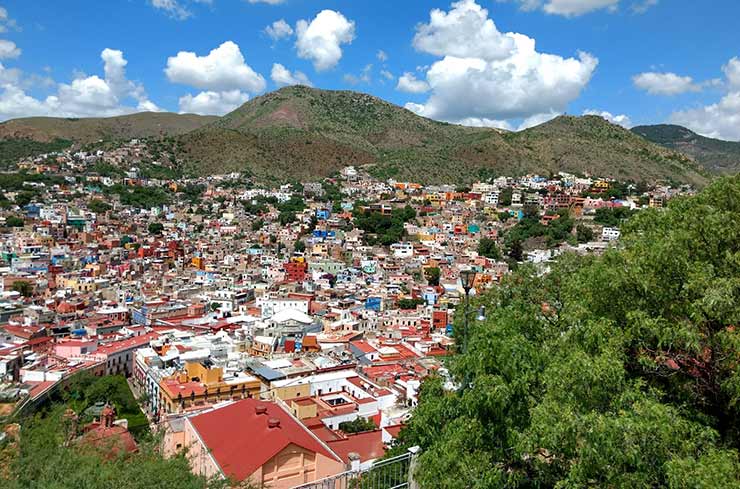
[383,424,404,439]
[189,399,342,481]
[327,430,385,463]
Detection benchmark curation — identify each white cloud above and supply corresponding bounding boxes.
[344,64,372,86]
[504,0,625,16]
[0,40,20,59]
[406,1,598,125]
[456,116,514,130]
[295,10,356,71]
[632,71,700,96]
[271,63,312,87]
[0,48,161,120]
[517,111,561,130]
[723,57,740,90]
[265,19,293,41]
[543,0,619,16]
[631,0,658,14]
[151,0,193,20]
[413,0,515,60]
[583,109,632,128]
[669,57,740,141]
[380,70,394,80]
[397,72,430,93]
[377,50,388,62]
[178,89,248,115]
[165,41,266,93]
[0,7,19,32]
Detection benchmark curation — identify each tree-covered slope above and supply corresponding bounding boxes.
[632,124,740,175]
[175,86,707,185]
[397,175,740,488]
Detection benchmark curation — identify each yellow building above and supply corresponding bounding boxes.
[159,361,262,414]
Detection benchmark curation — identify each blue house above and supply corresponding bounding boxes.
[365,297,382,311]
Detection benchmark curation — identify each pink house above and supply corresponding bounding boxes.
[165,398,346,488]
[54,338,98,359]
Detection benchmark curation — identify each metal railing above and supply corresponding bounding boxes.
[291,449,418,489]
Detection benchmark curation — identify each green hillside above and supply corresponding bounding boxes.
[0,112,218,144]
[175,86,707,185]
[632,124,740,174]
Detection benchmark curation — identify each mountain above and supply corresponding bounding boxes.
[0,86,708,185]
[0,112,218,144]
[175,86,706,184]
[631,124,740,175]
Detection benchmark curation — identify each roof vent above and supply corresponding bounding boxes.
[268,418,281,429]
[255,405,268,415]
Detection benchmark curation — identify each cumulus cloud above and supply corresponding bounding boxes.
[396,72,430,93]
[517,111,561,130]
[271,63,312,87]
[632,71,700,96]
[265,19,293,41]
[583,109,633,128]
[295,10,356,71]
[178,89,248,115]
[0,40,20,59]
[724,56,740,89]
[455,116,514,131]
[377,50,388,62]
[413,0,515,60]
[669,57,740,141]
[405,0,598,125]
[0,48,161,120]
[165,41,266,93]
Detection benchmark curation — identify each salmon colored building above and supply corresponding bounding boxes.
[168,398,345,488]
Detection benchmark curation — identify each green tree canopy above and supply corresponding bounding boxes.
[396,176,740,489]
[478,238,501,260]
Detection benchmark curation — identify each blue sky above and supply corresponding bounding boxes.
[1,0,739,139]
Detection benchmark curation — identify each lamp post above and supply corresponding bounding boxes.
[459,269,486,392]
[459,269,477,355]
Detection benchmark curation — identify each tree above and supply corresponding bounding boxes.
[424,267,441,286]
[576,223,594,243]
[394,176,740,488]
[251,219,264,231]
[339,417,377,434]
[398,297,425,310]
[278,211,296,226]
[5,215,24,227]
[294,240,306,253]
[477,238,501,260]
[11,280,33,297]
[507,239,523,262]
[88,199,111,214]
[147,222,164,235]
[499,187,513,206]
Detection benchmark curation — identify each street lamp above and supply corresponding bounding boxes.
[459,269,477,356]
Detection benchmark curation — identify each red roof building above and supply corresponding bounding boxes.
[171,399,346,488]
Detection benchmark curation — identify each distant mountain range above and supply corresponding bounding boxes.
[0,86,721,185]
[631,124,740,175]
